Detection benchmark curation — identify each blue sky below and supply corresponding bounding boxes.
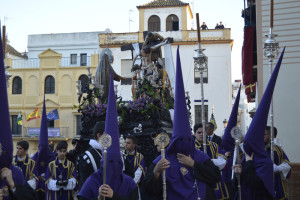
[1,0,245,80]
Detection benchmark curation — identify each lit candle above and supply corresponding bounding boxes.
[99,85,104,96]
[91,76,96,85]
[114,85,118,94]
[86,67,92,76]
[186,91,190,98]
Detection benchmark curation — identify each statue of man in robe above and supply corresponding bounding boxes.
[95,54,124,102]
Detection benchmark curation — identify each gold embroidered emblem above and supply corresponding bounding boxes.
[180,167,188,176]
[3,186,9,196]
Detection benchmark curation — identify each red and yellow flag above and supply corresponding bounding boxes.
[26,108,40,121]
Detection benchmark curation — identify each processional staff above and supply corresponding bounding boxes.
[194,13,208,154]
[99,133,112,200]
[231,126,243,200]
[155,132,170,200]
[263,0,279,166]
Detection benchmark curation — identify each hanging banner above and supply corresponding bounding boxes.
[28,128,60,137]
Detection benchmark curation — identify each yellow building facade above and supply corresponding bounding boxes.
[6,49,99,156]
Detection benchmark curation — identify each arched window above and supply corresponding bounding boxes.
[166,14,179,31]
[45,75,55,94]
[79,74,89,93]
[148,15,161,32]
[12,76,22,94]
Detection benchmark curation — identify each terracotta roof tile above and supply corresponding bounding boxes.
[7,44,28,59]
[137,0,188,8]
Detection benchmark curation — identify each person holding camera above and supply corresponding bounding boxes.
[45,141,77,200]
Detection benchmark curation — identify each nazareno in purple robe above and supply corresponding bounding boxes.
[242,48,286,199]
[222,86,241,184]
[152,46,211,200]
[153,144,209,200]
[78,160,137,199]
[0,32,25,200]
[78,71,137,199]
[0,165,25,200]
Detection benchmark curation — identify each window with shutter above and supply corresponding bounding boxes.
[148,15,161,32]
[166,14,179,31]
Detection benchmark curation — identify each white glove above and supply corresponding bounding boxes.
[134,167,143,184]
[274,162,291,179]
[273,164,280,172]
[27,178,37,190]
[212,156,227,171]
[47,179,61,191]
[63,178,76,190]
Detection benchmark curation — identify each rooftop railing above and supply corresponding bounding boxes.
[60,56,91,67]
[8,56,92,69]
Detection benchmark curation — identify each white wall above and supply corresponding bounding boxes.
[232,82,255,136]
[258,0,300,163]
[27,32,104,58]
[105,47,133,100]
[103,39,232,137]
[188,43,232,136]
[143,7,183,31]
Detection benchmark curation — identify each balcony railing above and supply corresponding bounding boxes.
[11,58,40,68]
[60,56,91,67]
[99,29,231,46]
[9,56,91,68]
[18,127,69,137]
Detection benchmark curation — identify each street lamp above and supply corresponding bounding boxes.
[194,50,208,154]
[263,0,279,166]
[76,80,82,96]
[86,67,92,79]
[114,85,118,96]
[193,49,208,71]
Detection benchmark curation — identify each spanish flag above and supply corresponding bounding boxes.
[26,108,40,121]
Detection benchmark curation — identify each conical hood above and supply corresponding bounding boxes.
[243,48,285,198]
[37,94,49,175]
[153,46,209,200]
[105,71,121,160]
[0,23,13,169]
[222,85,241,153]
[78,73,137,198]
[102,71,124,190]
[166,46,194,156]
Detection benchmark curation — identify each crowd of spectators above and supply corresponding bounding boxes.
[200,21,225,30]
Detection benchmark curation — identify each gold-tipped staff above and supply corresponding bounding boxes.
[99,133,112,200]
[231,126,243,200]
[155,132,170,200]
